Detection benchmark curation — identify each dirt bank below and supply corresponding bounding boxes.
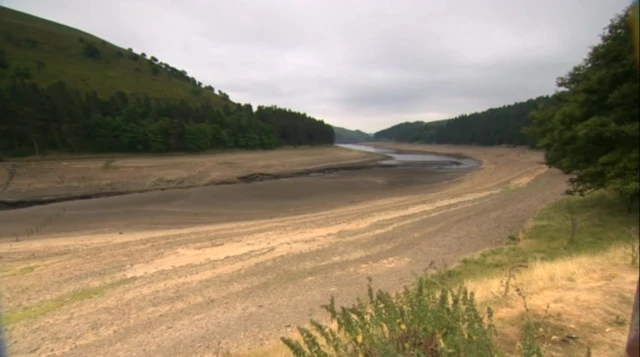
[0,146,384,204]
[0,144,567,357]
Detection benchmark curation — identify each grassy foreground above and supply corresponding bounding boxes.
[231,191,639,357]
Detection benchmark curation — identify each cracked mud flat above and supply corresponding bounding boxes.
[0,144,567,357]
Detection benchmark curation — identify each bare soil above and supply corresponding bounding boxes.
[0,144,568,357]
[0,146,383,203]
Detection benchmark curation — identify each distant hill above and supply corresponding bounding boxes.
[373,96,552,147]
[372,122,426,142]
[0,6,334,156]
[333,126,372,143]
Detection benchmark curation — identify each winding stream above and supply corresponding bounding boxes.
[336,144,479,169]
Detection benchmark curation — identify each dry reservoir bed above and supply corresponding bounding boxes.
[0,144,567,357]
[0,146,383,205]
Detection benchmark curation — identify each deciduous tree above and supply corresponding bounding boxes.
[525,6,639,208]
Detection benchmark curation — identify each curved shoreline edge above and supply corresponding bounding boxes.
[0,148,481,211]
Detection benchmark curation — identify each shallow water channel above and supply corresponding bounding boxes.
[336,144,479,169]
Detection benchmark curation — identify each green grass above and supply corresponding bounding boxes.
[430,191,639,286]
[0,6,227,106]
[2,278,135,326]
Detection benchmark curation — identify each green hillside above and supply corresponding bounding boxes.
[332,126,372,143]
[373,96,552,146]
[0,6,334,157]
[0,6,227,106]
[372,121,426,142]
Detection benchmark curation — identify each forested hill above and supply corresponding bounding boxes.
[373,96,553,146]
[332,126,372,143]
[372,122,425,142]
[0,6,333,157]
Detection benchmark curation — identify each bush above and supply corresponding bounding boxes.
[282,278,548,357]
[82,42,101,59]
[150,66,160,76]
[10,66,31,80]
[3,33,21,47]
[35,60,45,72]
[24,37,39,48]
[0,48,8,69]
[282,278,503,357]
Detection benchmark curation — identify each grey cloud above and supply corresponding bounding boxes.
[4,0,631,131]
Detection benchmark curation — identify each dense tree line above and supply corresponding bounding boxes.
[525,5,639,207]
[0,79,334,157]
[373,96,552,146]
[372,122,425,142]
[255,106,334,146]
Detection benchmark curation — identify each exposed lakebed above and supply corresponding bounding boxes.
[0,145,479,210]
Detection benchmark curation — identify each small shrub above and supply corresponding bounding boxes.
[515,287,549,357]
[282,278,502,357]
[150,66,160,76]
[82,42,101,59]
[35,60,45,72]
[24,37,39,48]
[3,33,21,47]
[10,66,31,80]
[520,318,544,357]
[0,48,8,69]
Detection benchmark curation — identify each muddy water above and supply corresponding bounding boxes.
[336,144,480,168]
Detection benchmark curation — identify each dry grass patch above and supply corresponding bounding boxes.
[468,245,637,357]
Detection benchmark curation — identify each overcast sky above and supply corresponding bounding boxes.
[2,0,631,132]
